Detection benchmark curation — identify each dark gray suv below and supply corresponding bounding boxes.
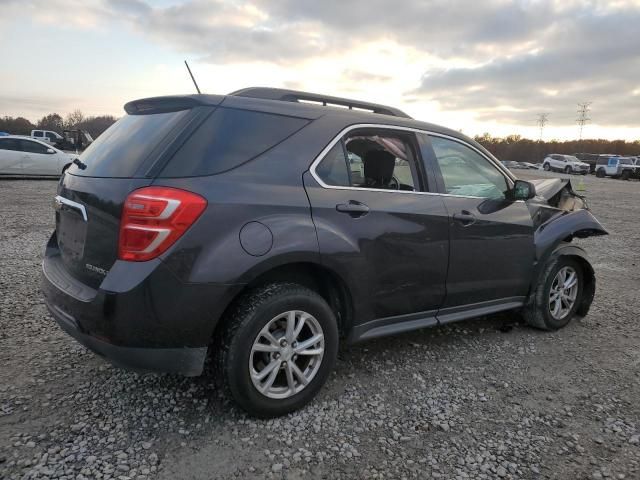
[42,88,607,417]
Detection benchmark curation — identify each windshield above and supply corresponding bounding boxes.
[567,156,580,162]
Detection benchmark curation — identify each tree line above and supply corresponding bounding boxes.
[474,134,640,163]
[1,112,638,161]
[0,111,117,139]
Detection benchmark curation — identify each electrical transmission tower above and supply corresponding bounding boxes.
[536,113,549,141]
[576,102,592,140]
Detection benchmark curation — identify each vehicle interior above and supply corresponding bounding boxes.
[344,134,417,191]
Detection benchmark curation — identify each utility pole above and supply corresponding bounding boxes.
[576,102,592,140]
[536,113,549,141]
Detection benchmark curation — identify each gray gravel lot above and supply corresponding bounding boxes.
[1,171,639,479]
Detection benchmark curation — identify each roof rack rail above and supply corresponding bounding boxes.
[229,87,411,119]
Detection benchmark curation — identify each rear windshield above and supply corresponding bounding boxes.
[159,108,309,177]
[68,110,189,177]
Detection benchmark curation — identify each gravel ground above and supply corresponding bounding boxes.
[1,171,639,480]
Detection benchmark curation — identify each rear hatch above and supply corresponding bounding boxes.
[53,93,312,289]
[54,98,217,288]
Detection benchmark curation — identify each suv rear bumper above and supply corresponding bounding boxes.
[46,300,207,375]
[41,234,238,376]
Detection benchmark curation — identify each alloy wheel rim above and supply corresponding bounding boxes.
[549,266,579,320]
[249,310,325,399]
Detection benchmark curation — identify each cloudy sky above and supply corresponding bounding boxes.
[1,0,639,140]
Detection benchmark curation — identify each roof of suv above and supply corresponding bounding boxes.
[124,87,470,145]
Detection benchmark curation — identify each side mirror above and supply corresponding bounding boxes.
[47,148,55,154]
[512,179,536,200]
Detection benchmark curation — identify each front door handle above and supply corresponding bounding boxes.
[336,201,370,217]
[453,210,476,226]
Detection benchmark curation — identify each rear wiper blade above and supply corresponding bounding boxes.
[73,158,87,170]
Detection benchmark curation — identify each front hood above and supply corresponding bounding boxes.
[526,177,592,228]
[529,178,570,201]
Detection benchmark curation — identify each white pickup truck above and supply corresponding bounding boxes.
[31,129,64,146]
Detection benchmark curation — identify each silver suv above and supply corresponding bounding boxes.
[542,154,590,175]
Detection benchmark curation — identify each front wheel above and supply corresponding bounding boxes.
[596,169,605,178]
[620,170,631,180]
[523,257,584,331]
[218,283,339,417]
[564,166,572,174]
[543,163,551,171]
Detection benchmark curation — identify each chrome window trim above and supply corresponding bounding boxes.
[54,195,88,221]
[308,123,516,200]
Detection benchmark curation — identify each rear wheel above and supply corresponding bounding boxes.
[596,168,605,178]
[218,283,338,417]
[524,257,584,331]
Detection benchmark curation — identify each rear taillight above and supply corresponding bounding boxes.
[118,187,207,262]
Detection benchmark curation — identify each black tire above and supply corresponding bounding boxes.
[596,169,605,178]
[217,283,339,418]
[564,166,572,174]
[543,163,551,171]
[523,257,584,331]
[61,164,71,175]
[620,170,631,180]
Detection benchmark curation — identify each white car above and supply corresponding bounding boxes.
[0,136,77,176]
[31,129,64,146]
[542,154,590,175]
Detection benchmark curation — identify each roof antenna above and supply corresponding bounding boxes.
[184,60,201,94]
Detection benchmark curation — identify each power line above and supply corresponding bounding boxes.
[536,113,549,141]
[576,102,592,140]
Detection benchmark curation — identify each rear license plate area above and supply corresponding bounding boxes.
[57,210,88,260]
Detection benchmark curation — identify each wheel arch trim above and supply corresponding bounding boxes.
[212,257,356,340]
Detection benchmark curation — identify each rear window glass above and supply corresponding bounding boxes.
[68,110,189,177]
[160,108,309,177]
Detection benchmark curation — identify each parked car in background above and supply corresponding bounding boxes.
[573,153,601,173]
[542,154,590,175]
[0,135,77,176]
[55,129,94,152]
[0,131,10,136]
[520,162,541,170]
[42,88,607,417]
[501,160,520,169]
[594,155,639,180]
[31,129,64,146]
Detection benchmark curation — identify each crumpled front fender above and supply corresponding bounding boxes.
[534,209,607,261]
[528,209,607,317]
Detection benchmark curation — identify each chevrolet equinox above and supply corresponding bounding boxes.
[42,88,607,417]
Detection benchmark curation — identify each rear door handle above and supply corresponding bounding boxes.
[336,201,370,217]
[453,210,476,226]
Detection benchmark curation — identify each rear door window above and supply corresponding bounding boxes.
[314,143,350,187]
[0,138,20,151]
[160,108,309,177]
[20,139,49,154]
[68,110,190,177]
[314,130,422,191]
